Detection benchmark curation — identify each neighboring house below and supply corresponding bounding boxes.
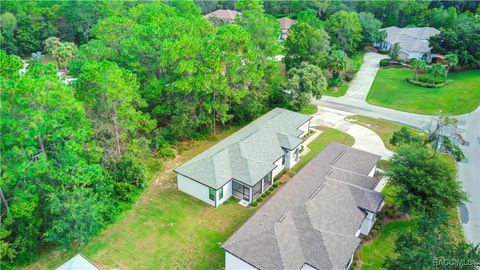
[174,108,311,207]
[56,254,100,270]
[278,17,297,40]
[223,143,384,270]
[376,26,440,62]
[204,9,240,24]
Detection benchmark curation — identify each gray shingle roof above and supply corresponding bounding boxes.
[175,108,311,189]
[327,168,379,190]
[331,147,380,175]
[223,143,383,270]
[382,26,440,53]
[56,254,100,270]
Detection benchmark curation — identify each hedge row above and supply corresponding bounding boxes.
[250,180,280,207]
[380,58,404,67]
[407,78,446,88]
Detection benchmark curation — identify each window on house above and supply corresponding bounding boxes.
[219,187,223,200]
[233,181,250,201]
[209,188,215,201]
[281,154,286,165]
[263,172,272,190]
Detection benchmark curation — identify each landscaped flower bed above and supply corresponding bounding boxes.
[406,78,446,88]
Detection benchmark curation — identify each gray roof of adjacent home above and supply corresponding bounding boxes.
[223,143,383,270]
[56,254,100,270]
[326,168,379,190]
[175,108,311,189]
[204,9,240,21]
[382,26,440,53]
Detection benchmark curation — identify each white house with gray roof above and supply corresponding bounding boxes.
[376,26,440,62]
[222,143,384,270]
[174,108,311,207]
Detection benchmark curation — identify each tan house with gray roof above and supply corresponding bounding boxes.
[174,108,311,207]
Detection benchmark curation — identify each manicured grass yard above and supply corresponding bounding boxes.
[361,220,417,270]
[24,124,355,270]
[367,68,480,115]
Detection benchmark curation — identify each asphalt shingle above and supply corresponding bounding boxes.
[223,143,383,270]
[382,26,440,53]
[175,108,311,188]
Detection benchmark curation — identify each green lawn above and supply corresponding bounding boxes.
[26,192,254,270]
[325,82,349,97]
[367,68,480,115]
[299,103,318,115]
[361,220,417,270]
[351,115,464,269]
[24,124,355,270]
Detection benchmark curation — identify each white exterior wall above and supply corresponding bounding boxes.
[368,165,376,177]
[217,180,233,206]
[272,156,285,178]
[286,146,301,169]
[406,51,431,62]
[225,252,257,270]
[177,174,214,206]
[298,120,310,138]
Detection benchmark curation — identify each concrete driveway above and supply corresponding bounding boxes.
[311,106,393,160]
[314,50,480,245]
[344,52,388,102]
[314,97,480,246]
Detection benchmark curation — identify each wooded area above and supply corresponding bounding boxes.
[1,0,479,268]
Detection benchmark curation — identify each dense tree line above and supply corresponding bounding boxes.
[384,127,480,269]
[0,1,284,267]
[1,0,479,268]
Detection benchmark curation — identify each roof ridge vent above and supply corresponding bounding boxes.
[308,183,325,200]
[330,149,347,166]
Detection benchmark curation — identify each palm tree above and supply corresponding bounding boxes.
[443,53,458,80]
[411,59,426,80]
[329,50,349,81]
[430,63,445,83]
